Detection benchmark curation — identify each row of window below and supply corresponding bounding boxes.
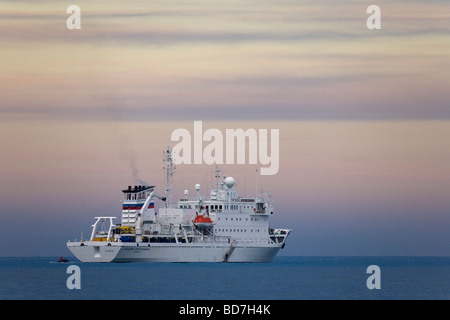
[178,204,255,211]
[124,192,151,201]
[215,229,263,233]
[217,217,263,222]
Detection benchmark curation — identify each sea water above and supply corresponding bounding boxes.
[0,256,448,300]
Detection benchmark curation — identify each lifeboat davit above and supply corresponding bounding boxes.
[193,215,214,228]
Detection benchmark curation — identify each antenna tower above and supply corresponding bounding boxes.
[163,146,174,208]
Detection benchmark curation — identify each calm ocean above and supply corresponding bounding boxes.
[0,256,448,300]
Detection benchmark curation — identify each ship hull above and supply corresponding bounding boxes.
[67,242,281,263]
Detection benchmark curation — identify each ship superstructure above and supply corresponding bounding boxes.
[67,147,291,262]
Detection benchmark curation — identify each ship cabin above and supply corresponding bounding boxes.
[176,178,275,244]
[121,185,155,227]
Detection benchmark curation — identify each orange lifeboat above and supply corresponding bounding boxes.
[193,214,214,228]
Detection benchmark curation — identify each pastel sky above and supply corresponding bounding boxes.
[0,1,449,256]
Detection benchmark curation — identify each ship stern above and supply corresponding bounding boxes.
[67,241,121,263]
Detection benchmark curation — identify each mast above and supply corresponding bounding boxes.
[215,165,222,191]
[163,146,174,208]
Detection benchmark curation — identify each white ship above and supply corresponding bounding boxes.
[67,148,291,263]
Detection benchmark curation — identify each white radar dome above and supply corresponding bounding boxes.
[195,184,201,191]
[224,176,236,189]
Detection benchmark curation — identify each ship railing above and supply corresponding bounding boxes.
[269,228,291,245]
